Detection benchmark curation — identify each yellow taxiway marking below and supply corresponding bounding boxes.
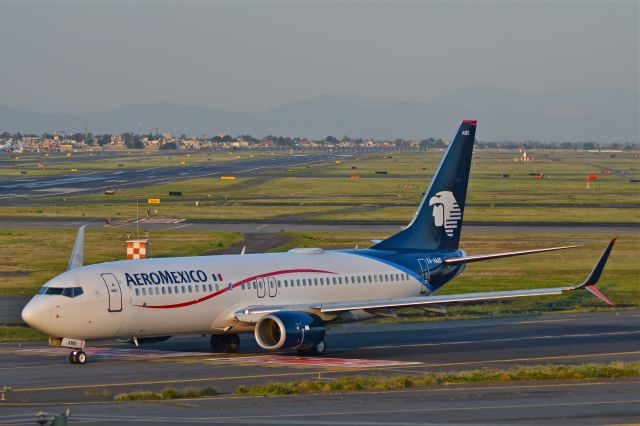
[9,350,640,394]
[10,370,344,393]
[415,350,640,369]
[2,380,639,407]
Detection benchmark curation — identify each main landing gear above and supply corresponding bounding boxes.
[68,350,87,365]
[210,334,240,353]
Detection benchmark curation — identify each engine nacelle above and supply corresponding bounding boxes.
[254,312,325,351]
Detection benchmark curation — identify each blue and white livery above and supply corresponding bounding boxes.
[21,120,616,364]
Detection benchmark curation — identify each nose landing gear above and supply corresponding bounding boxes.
[69,350,87,365]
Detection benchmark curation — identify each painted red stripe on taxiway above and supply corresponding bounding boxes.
[135,268,336,309]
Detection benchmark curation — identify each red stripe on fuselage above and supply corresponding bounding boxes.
[134,268,336,309]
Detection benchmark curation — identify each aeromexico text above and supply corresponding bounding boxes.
[125,270,209,286]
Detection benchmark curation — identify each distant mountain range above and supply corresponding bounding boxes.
[1,87,638,142]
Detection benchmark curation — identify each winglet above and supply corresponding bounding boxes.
[577,238,617,306]
[67,225,86,271]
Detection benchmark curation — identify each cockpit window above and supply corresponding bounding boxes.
[37,287,83,298]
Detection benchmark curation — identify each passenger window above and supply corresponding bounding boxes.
[228,283,232,290]
[162,287,166,295]
[217,284,221,291]
[188,285,193,293]
[180,286,185,294]
[167,287,172,294]
[155,287,160,295]
[135,288,140,296]
[320,278,324,285]
[314,278,318,286]
[209,284,213,292]
[142,288,147,296]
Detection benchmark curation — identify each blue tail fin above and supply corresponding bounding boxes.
[373,120,477,252]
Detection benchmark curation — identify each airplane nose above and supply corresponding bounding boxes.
[21,297,51,332]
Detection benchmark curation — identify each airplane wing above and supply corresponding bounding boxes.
[444,244,580,265]
[235,239,616,322]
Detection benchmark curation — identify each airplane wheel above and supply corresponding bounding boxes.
[313,340,327,356]
[297,340,326,356]
[69,351,78,364]
[75,351,87,365]
[210,335,225,352]
[226,335,240,353]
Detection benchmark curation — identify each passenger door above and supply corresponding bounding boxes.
[256,277,266,298]
[101,273,123,312]
[267,276,277,297]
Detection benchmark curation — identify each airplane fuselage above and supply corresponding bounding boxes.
[26,248,464,341]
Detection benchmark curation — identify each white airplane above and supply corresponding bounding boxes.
[21,120,616,365]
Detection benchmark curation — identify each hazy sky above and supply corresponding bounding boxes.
[0,1,637,113]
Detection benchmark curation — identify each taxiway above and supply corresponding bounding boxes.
[0,311,637,424]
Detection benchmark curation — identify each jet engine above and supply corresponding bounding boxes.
[254,312,326,353]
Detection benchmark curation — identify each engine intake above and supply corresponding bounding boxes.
[255,312,325,351]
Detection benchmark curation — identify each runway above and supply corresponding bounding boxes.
[0,151,343,200]
[0,311,638,424]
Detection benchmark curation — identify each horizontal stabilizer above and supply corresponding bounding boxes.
[444,244,580,265]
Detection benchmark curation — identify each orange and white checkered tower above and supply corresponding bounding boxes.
[126,239,149,260]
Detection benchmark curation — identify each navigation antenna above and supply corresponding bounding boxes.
[83,121,88,146]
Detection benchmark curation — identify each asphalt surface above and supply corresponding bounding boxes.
[0,152,343,200]
[0,217,636,234]
[0,311,638,425]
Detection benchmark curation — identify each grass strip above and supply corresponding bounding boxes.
[235,362,640,395]
[113,386,218,401]
[0,325,46,342]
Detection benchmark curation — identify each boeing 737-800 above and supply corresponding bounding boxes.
[21,120,615,364]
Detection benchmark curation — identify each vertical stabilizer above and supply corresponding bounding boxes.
[373,120,477,251]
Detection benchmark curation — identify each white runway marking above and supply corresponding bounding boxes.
[33,187,87,193]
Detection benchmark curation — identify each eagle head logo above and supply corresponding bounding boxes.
[428,191,462,237]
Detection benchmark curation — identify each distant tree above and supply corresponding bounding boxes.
[582,142,596,150]
[125,134,144,149]
[325,135,338,144]
[97,134,111,146]
[239,134,259,143]
[159,141,178,150]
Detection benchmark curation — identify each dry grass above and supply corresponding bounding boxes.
[236,362,640,395]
